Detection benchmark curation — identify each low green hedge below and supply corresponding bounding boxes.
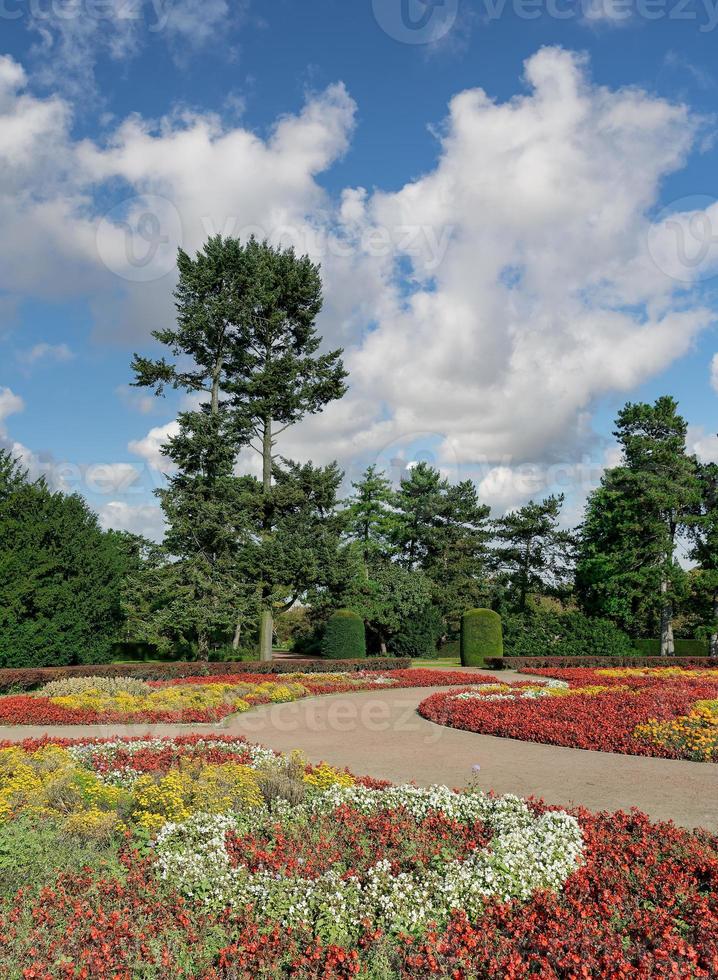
[498,655,717,670]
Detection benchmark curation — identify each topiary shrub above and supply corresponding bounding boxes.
[321,610,367,660]
[460,609,503,667]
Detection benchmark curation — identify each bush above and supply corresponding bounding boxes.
[460,609,503,667]
[503,609,635,660]
[388,605,444,659]
[321,610,366,660]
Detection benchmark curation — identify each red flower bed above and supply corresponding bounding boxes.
[3,804,717,977]
[0,669,495,726]
[419,668,718,759]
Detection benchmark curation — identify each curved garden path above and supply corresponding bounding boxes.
[0,670,715,831]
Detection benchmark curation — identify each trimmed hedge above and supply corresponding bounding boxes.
[461,609,503,667]
[321,610,367,660]
[0,657,409,694]
[491,655,718,670]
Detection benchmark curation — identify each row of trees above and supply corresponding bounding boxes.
[1,235,715,665]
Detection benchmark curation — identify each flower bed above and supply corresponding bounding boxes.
[0,734,716,977]
[419,668,718,761]
[0,668,496,726]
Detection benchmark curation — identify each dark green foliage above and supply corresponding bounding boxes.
[460,608,503,666]
[388,604,444,659]
[0,452,124,668]
[391,463,492,620]
[322,609,366,660]
[492,495,575,612]
[576,397,700,653]
[502,608,635,659]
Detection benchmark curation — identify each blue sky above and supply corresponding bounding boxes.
[1,0,717,537]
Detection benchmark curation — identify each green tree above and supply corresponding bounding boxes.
[236,459,349,649]
[132,236,347,659]
[0,452,123,667]
[391,462,491,618]
[338,558,434,654]
[689,460,718,657]
[492,494,574,613]
[344,465,396,567]
[225,238,347,659]
[576,397,699,653]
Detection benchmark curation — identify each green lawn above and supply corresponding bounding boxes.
[411,656,462,669]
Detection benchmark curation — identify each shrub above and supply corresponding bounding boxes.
[460,609,503,667]
[503,609,635,660]
[388,604,444,659]
[321,610,366,660]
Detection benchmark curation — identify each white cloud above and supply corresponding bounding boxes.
[3,47,718,525]
[688,425,718,465]
[98,500,165,540]
[323,47,714,468]
[711,354,718,394]
[128,420,180,471]
[0,386,24,425]
[21,0,245,98]
[17,342,74,365]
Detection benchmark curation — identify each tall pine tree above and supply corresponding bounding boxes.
[577,397,699,653]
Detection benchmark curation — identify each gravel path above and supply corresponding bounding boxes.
[0,671,715,831]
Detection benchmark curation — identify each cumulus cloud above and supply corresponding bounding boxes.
[98,500,165,540]
[3,46,718,523]
[128,420,179,471]
[712,354,718,394]
[688,424,718,465]
[324,46,714,468]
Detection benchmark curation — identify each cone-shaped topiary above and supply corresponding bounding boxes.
[321,609,367,660]
[460,608,503,667]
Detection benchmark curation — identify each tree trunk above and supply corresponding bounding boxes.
[259,417,274,662]
[710,590,718,660]
[197,631,209,661]
[259,609,273,661]
[232,619,242,651]
[659,575,675,657]
[380,639,387,655]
